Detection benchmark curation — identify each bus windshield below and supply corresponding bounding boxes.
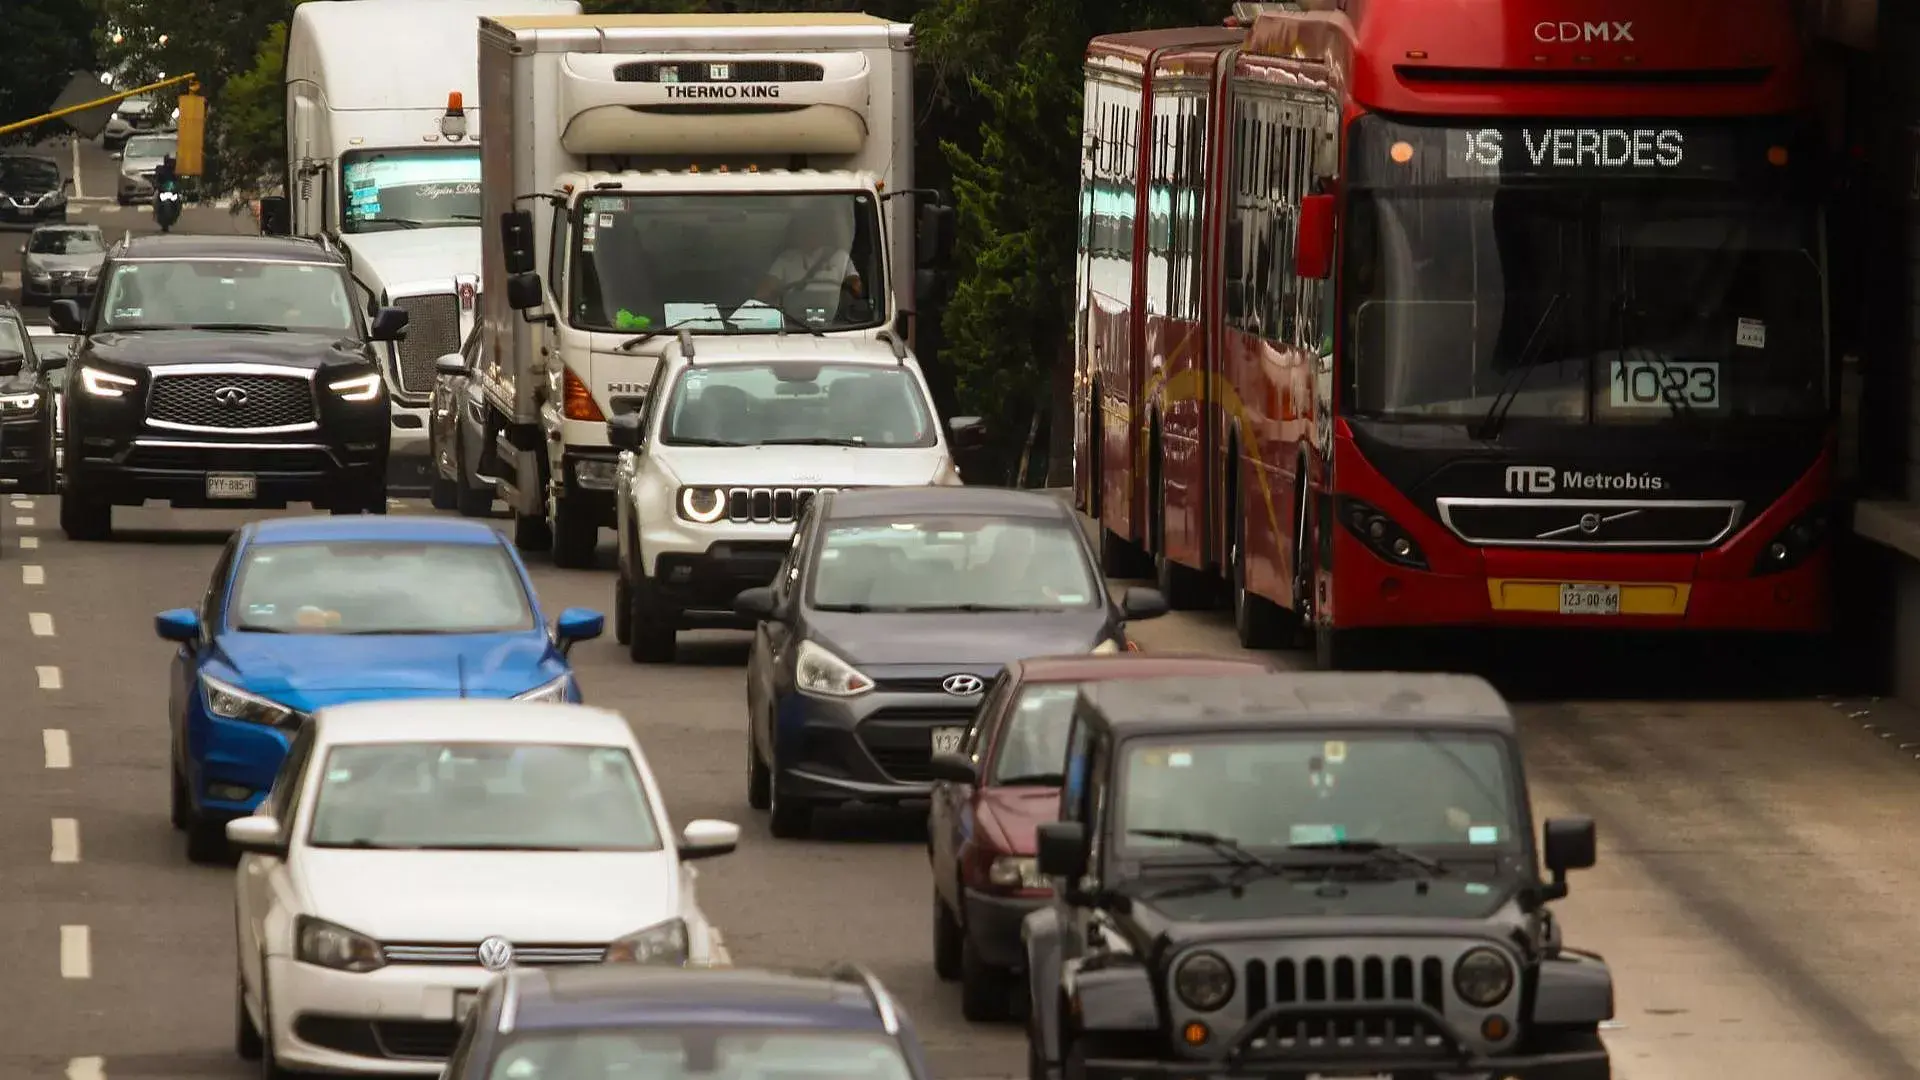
[1341,115,1826,427]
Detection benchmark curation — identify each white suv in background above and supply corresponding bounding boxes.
[608,332,975,663]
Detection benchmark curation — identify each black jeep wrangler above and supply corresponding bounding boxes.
[1023,671,1611,1080]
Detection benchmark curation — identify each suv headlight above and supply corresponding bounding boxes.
[794,640,872,697]
[514,674,571,703]
[79,367,136,398]
[1453,947,1515,1007]
[1173,951,1235,1012]
[0,391,39,412]
[988,856,1047,891]
[296,916,386,973]
[327,373,383,402]
[678,486,727,523]
[201,674,304,730]
[605,918,689,965]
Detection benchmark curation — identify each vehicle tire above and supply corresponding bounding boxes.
[429,473,457,511]
[60,488,111,541]
[613,573,632,645]
[746,723,771,811]
[766,780,812,840]
[1230,490,1288,650]
[185,814,230,865]
[933,892,963,981]
[170,765,189,831]
[960,938,1013,1022]
[35,435,56,496]
[626,574,677,664]
[512,511,552,552]
[550,492,598,569]
[235,972,263,1061]
[1151,471,1214,610]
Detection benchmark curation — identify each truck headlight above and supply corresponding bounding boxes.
[794,640,872,697]
[1173,951,1234,1012]
[79,367,136,398]
[1453,947,1515,1007]
[201,674,304,730]
[327,373,383,402]
[296,916,386,973]
[678,486,727,523]
[605,918,689,965]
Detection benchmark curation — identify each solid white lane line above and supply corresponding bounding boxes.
[29,612,54,636]
[37,666,61,690]
[65,1057,104,1080]
[51,818,79,863]
[69,137,83,200]
[22,564,43,585]
[60,925,90,978]
[17,515,34,526]
[19,535,38,549]
[43,729,70,768]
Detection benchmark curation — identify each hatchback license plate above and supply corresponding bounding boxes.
[931,727,965,754]
[206,473,256,499]
[1559,583,1620,616]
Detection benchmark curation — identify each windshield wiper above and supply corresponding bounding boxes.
[325,838,418,849]
[896,603,1049,613]
[618,315,735,353]
[1286,838,1447,877]
[1472,292,1567,441]
[234,625,288,633]
[187,323,290,332]
[759,436,867,447]
[425,843,587,851]
[995,772,1065,787]
[1129,828,1282,873]
[356,217,422,229]
[665,436,747,447]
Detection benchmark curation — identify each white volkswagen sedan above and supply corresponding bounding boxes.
[228,700,740,1076]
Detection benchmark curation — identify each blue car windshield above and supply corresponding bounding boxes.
[486,1031,914,1080]
[229,541,534,634]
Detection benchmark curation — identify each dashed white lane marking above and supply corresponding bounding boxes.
[37,665,61,690]
[65,1057,104,1080]
[51,818,79,863]
[20,535,38,549]
[60,925,90,978]
[12,497,33,508]
[29,612,54,636]
[43,729,70,768]
[69,138,83,200]
[17,515,34,526]
[22,564,43,585]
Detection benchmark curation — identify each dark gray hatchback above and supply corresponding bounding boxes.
[736,486,1168,840]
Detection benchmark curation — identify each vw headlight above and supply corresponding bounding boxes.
[201,674,304,729]
[605,918,689,965]
[1090,639,1121,655]
[327,373,383,402]
[514,674,571,703]
[1454,947,1514,1007]
[794,640,872,697]
[296,916,386,973]
[678,486,727,524]
[0,392,39,412]
[988,856,1047,891]
[79,367,136,398]
[1173,951,1235,1012]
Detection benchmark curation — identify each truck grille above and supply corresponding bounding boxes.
[146,373,315,430]
[382,942,606,965]
[614,60,824,83]
[1435,498,1743,549]
[1239,952,1450,1052]
[390,293,460,398]
[726,486,852,524]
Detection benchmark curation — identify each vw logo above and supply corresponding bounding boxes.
[1578,513,1602,534]
[476,936,515,972]
[212,386,249,408]
[941,674,984,696]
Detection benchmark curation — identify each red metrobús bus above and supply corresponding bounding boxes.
[1072,0,1834,667]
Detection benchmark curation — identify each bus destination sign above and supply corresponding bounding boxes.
[1446,125,1737,180]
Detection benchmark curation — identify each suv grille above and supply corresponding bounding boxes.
[390,293,460,398]
[1240,953,1449,1051]
[614,60,824,83]
[147,373,315,430]
[726,486,851,524]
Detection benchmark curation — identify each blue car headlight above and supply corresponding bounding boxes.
[514,674,572,703]
[201,674,305,730]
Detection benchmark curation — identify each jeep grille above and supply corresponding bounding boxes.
[725,486,854,524]
[1241,955,1448,1049]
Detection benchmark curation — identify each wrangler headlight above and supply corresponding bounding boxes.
[201,674,304,730]
[605,918,689,965]
[1454,947,1515,1007]
[1174,951,1235,1012]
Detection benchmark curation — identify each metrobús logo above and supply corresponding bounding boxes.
[1503,466,1667,495]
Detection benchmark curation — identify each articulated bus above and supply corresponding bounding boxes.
[1074,0,1832,667]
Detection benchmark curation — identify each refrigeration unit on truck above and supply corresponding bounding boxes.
[475,12,955,568]
[273,0,582,494]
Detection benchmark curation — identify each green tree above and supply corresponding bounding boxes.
[0,0,103,143]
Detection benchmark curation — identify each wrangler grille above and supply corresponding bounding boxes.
[147,373,315,430]
[390,293,460,398]
[614,60,824,83]
[725,486,849,524]
[1240,953,1449,1051]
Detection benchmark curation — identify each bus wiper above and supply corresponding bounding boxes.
[1472,292,1567,441]
[1287,838,1447,876]
[1612,241,1690,420]
[1130,828,1281,873]
[618,315,734,352]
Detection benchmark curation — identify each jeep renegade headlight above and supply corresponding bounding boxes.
[1174,951,1234,1012]
[678,486,727,523]
[1454,947,1515,1007]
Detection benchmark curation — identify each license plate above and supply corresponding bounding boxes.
[206,473,256,499]
[454,990,478,1020]
[1559,583,1620,616]
[1306,1074,1390,1080]
[931,727,965,755]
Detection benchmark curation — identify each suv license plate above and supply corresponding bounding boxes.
[206,474,257,500]
[1559,583,1619,616]
[931,727,965,754]
[454,990,478,1019]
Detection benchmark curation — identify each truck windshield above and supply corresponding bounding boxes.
[566,192,884,334]
[340,149,480,233]
[1342,115,1826,427]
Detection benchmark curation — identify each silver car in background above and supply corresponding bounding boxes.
[116,131,176,205]
[25,326,71,481]
[19,225,106,307]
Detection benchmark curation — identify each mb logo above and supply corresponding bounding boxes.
[1505,466,1556,494]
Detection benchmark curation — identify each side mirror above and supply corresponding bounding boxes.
[39,352,66,371]
[1295,192,1336,280]
[48,300,83,335]
[0,356,21,378]
[1036,820,1089,882]
[505,271,543,311]
[554,607,605,652]
[678,818,740,861]
[606,411,644,451]
[500,209,537,275]
[915,267,948,305]
[1540,816,1597,900]
[1119,586,1168,621]
[733,586,776,621]
[62,177,74,190]
[154,607,201,642]
[369,306,410,341]
[258,195,291,236]
[110,151,122,161]
[917,201,954,267]
[226,815,287,858]
[946,415,986,450]
[926,750,978,786]
[436,353,468,378]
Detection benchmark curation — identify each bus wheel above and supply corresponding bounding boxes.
[1231,497,1287,649]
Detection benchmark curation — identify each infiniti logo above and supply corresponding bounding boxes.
[476,936,514,972]
[941,674,984,696]
[212,386,249,408]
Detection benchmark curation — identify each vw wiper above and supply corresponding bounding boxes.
[1130,828,1281,873]
[187,323,290,332]
[759,436,867,447]
[1473,292,1567,441]
[618,314,734,353]
[1287,839,1448,876]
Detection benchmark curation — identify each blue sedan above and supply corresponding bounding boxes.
[156,515,605,863]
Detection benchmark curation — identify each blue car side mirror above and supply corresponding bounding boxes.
[555,607,605,647]
[155,608,200,642]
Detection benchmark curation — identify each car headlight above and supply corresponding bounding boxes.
[1453,947,1515,1007]
[1090,639,1120,655]
[514,674,571,703]
[678,486,727,523]
[0,392,39,412]
[988,856,1047,891]
[79,367,136,397]
[794,639,872,697]
[201,674,304,730]
[296,916,386,973]
[1173,951,1235,1012]
[27,269,49,282]
[605,918,689,965]
[327,373,383,402]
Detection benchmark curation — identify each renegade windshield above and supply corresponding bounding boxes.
[97,259,359,334]
[566,191,885,334]
[1115,730,1519,853]
[1342,115,1826,427]
[228,541,535,634]
[340,149,479,233]
[483,1031,914,1080]
[660,362,936,448]
[811,516,1101,612]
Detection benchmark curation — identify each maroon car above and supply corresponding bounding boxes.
[926,652,1276,1022]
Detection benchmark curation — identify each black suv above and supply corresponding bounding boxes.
[1025,671,1611,1080]
[50,234,408,539]
[0,304,60,492]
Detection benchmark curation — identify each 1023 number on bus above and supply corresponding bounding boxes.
[1608,360,1719,409]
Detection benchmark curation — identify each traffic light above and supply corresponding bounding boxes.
[175,87,206,176]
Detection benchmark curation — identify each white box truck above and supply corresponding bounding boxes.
[474,13,953,566]
[272,0,581,494]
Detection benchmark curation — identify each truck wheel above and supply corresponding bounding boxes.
[626,575,677,664]
[613,574,632,645]
[60,488,111,541]
[512,512,552,552]
[960,938,1014,1022]
[550,493,599,569]
[456,474,492,517]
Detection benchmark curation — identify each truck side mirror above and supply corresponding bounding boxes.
[1295,193,1335,280]
[606,411,644,451]
[506,272,543,312]
[500,210,537,275]
[258,195,291,237]
[916,268,947,306]
[917,202,954,268]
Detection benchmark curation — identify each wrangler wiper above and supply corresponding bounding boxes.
[1286,838,1447,876]
[1130,828,1281,873]
[1472,292,1566,441]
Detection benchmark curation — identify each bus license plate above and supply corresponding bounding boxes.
[931,727,966,754]
[1559,584,1620,616]
[206,474,257,499]
[454,990,478,1019]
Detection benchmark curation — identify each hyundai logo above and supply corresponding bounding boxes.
[941,674,984,696]
[476,936,515,972]
[212,386,249,408]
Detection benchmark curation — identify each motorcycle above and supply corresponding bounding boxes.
[154,186,182,233]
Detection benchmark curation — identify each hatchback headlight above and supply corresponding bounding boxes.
[794,640,872,697]
[296,916,386,973]
[988,856,1047,891]
[1174,951,1235,1012]
[79,367,136,398]
[605,918,688,965]
[678,486,727,523]
[327,373,383,402]
[201,674,304,729]
[1454,947,1515,1007]
[514,674,571,703]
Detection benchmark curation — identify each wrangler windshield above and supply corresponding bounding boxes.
[1342,115,1826,426]
[566,192,885,334]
